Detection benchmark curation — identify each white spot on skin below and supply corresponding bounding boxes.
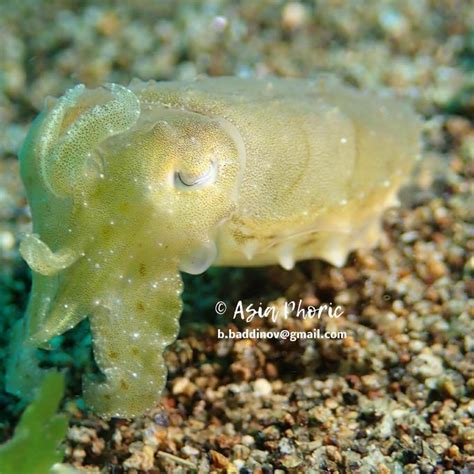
[340,137,347,144]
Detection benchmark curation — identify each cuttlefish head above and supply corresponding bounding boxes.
[12,83,245,419]
[103,104,246,274]
[20,82,246,280]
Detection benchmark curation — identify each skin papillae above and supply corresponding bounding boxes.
[11,76,421,418]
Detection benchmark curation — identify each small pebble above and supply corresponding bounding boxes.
[253,378,273,397]
[281,2,307,30]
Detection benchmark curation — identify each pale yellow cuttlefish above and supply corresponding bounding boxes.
[8,76,421,418]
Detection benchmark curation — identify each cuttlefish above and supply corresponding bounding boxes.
[9,76,421,418]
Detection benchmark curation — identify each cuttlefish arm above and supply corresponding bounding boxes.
[84,265,183,419]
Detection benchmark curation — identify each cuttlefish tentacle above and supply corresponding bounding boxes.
[23,274,63,348]
[20,233,78,277]
[19,233,84,345]
[25,274,83,348]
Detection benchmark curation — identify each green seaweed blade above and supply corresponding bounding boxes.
[0,371,68,474]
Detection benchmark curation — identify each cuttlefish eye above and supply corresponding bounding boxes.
[174,160,217,190]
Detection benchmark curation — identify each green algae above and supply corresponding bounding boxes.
[0,371,68,474]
